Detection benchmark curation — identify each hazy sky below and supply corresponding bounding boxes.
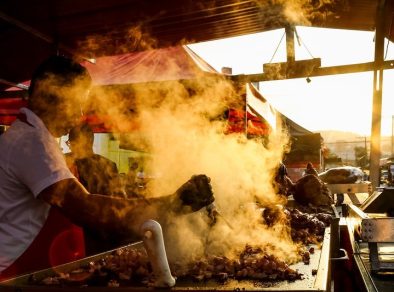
[189,26,394,136]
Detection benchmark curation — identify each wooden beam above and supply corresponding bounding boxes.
[230,60,394,83]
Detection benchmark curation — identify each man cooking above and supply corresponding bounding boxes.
[0,55,215,280]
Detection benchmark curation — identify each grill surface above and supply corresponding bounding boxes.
[0,228,331,291]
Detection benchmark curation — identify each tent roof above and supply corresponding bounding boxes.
[0,45,219,126]
[245,83,315,137]
[0,43,315,138]
[1,0,394,91]
[82,46,219,85]
[280,114,313,137]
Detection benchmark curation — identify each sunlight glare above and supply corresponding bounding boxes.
[189,27,394,136]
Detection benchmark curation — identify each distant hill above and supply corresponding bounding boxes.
[318,130,361,143]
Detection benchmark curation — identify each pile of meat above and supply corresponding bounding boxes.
[28,207,331,288]
[29,244,303,288]
[262,206,332,244]
[28,248,152,287]
[171,204,333,283]
[172,245,302,282]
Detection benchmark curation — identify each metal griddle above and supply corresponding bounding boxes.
[0,228,332,292]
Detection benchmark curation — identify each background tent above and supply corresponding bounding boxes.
[225,82,323,181]
[226,83,276,137]
[81,45,222,132]
[281,115,312,136]
[82,45,219,85]
[0,44,322,174]
[281,114,323,180]
[0,46,220,128]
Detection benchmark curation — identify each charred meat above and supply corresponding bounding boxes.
[289,174,334,207]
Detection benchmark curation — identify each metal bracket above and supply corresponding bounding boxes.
[361,218,394,242]
[362,218,394,273]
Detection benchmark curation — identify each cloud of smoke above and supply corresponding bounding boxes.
[254,0,336,26]
[142,100,297,264]
[76,0,337,58]
[70,0,342,265]
[79,25,159,56]
[86,71,296,264]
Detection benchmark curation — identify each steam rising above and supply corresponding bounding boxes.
[77,0,337,57]
[133,82,298,264]
[86,72,299,265]
[254,0,336,25]
[71,0,339,266]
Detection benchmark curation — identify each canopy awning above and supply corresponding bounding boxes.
[82,45,219,85]
[0,46,219,129]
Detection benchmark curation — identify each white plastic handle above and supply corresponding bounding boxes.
[140,220,176,287]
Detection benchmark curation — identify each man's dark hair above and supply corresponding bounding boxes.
[28,55,91,100]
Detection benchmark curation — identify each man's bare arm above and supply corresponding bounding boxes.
[37,175,214,240]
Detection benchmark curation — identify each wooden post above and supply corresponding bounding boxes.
[369,0,387,190]
[285,25,295,64]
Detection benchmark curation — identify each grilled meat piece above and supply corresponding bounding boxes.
[289,174,334,207]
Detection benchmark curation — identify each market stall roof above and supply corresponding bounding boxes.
[281,115,313,137]
[1,0,394,92]
[0,44,312,138]
[82,46,219,85]
[0,45,219,125]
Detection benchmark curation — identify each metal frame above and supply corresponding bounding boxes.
[347,204,394,273]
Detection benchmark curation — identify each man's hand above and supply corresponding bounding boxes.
[176,174,215,212]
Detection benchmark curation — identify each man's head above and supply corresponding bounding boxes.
[67,123,94,156]
[28,55,92,137]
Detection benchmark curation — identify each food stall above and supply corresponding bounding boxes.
[1,1,394,291]
[2,187,393,291]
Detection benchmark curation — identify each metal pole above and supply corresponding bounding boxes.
[365,136,367,152]
[369,0,386,190]
[365,136,368,167]
[245,86,248,137]
[392,115,394,156]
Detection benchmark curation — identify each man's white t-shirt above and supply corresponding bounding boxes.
[0,108,74,272]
